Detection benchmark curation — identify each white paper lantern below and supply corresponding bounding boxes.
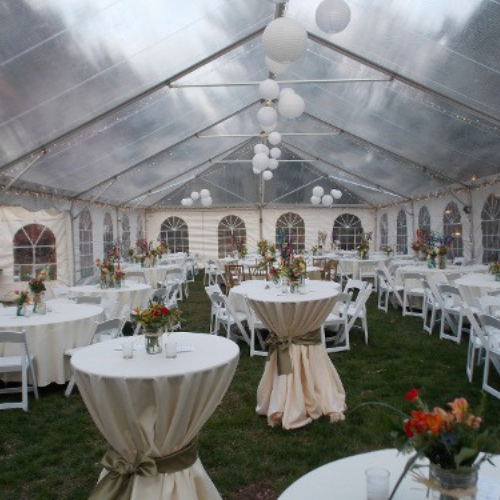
[184,198,194,207]
[257,106,278,127]
[310,195,321,205]
[278,92,305,119]
[260,122,277,133]
[263,170,273,181]
[279,88,296,99]
[199,189,210,198]
[254,143,269,155]
[259,79,280,101]
[312,186,324,197]
[253,167,261,175]
[252,153,269,172]
[181,198,189,206]
[315,0,351,34]
[190,191,200,200]
[331,189,342,199]
[268,131,282,145]
[322,194,334,206]
[201,197,211,207]
[270,147,281,159]
[263,18,308,65]
[268,158,279,170]
[265,56,291,76]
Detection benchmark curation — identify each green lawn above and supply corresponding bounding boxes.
[1,275,499,499]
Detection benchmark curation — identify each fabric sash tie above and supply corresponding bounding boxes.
[89,438,199,500]
[266,328,321,375]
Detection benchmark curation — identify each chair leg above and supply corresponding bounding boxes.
[65,376,76,397]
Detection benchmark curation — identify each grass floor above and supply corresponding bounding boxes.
[1,275,499,499]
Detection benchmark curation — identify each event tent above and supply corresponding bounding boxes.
[0,0,499,291]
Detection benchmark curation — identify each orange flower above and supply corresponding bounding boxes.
[448,398,469,423]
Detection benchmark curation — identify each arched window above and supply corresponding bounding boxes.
[136,215,144,243]
[121,214,131,255]
[443,202,463,259]
[218,215,246,258]
[380,213,388,248]
[13,224,57,281]
[160,216,189,254]
[396,209,408,254]
[418,206,431,240]
[103,212,114,256]
[79,210,94,278]
[332,214,363,250]
[481,194,500,263]
[276,212,305,254]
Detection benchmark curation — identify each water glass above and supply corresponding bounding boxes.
[165,340,177,358]
[366,467,390,500]
[122,340,134,359]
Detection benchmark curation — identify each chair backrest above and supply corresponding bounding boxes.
[205,283,223,297]
[478,296,500,316]
[91,317,124,343]
[125,270,147,283]
[101,298,118,319]
[478,314,500,350]
[0,329,28,346]
[332,291,351,316]
[165,267,183,281]
[437,284,462,306]
[344,279,367,301]
[462,306,488,349]
[322,259,338,281]
[225,264,245,291]
[151,287,169,302]
[347,283,373,330]
[75,295,102,305]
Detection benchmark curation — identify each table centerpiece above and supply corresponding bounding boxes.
[270,256,307,293]
[28,269,48,314]
[12,289,30,316]
[353,389,497,500]
[357,232,372,260]
[133,299,181,354]
[426,233,454,270]
[488,261,500,282]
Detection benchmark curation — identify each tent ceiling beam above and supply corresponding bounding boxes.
[0,149,45,200]
[123,140,254,208]
[198,132,341,138]
[283,141,408,203]
[73,101,259,201]
[0,28,265,174]
[170,77,391,89]
[308,32,500,127]
[304,112,470,189]
[196,176,258,207]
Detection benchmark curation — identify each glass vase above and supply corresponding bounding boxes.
[495,274,500,282]
[438,256,446,270]
[144,329,162,355]
[16,304,26,317]
[429,464,478,500]
[428,258,436,269]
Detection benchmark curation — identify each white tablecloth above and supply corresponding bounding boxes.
[337,257,386,280]
[72,333,239,500]
[0,299,103,386]
[456,273,500,308]
[69,282,152,311]
[279,448,500,500]
[124,265,168,288]
[394,264,488,286]
[231,281,344,429]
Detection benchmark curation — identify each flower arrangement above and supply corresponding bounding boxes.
[132,240,168,266]
[381,244,393,257]
[272,256,307,281]
[12,290,30,306]
[426,232,454,259]
[134,299,181,332]
[114,267,125,283]
[357,232,372,259]
[96,258,116,288]
[106,240,122,263]
[488,261,500,275]
[354,389,496,499]
[318,230,328,248]
[234,236,247,259]
[28,269,48,295]
[257,239,270,257]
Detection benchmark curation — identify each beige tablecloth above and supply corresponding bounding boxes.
[72,333,239,500]
[0,299,103,386]
[243,282,345,429]
[69,282,152,311]
[124,265,168,288]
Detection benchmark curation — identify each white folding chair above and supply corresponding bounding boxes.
[208,292,250,346]
[125,270,147,284]
[101,298,118,319]
[204,260,218,286]
[401,272,425,317]
[478,296,500,318]
[321,292,352,353]
[421,279,441,335]
[358,260,378,290]
[74,295,102,305]
[0,330,39,411]
[478,314,500,400]
[437,284,465,343]
[64,317,124,397]
[243,296,268,357]
[347,283,373,345]
[379,265,404,310]
[204,284,224,333]
[163,267,185,301]
[462,306,488,383]
[50,285,70,299]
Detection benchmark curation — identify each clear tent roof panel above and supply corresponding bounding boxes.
[0,0,273,166]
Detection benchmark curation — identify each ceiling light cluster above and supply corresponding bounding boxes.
[311,185,342,206]
[181,189,212,207]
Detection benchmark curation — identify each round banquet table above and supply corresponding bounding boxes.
[231,280,345,429]
[123,265,169,288]
[69,281,152,311]
[0,299,103,386]
[337,257,387,280]
[279,448,500,500]
[394,264,488,286]
[456,273,500,308]
[72,332,239,500]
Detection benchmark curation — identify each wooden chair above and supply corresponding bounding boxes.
[224,264,245,292]
[321,259,338,281]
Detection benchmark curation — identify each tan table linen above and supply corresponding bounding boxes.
[69,282,152,311]
[72,333,239,500]
[245,283,345,429]
[0,299,103,386]
[337,257,385,280]
[124,265,168,288]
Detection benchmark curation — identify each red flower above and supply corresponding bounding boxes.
[161,307,170,315]
[405,389,419,402]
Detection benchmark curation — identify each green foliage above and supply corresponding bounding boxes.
[0,274,499,499]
